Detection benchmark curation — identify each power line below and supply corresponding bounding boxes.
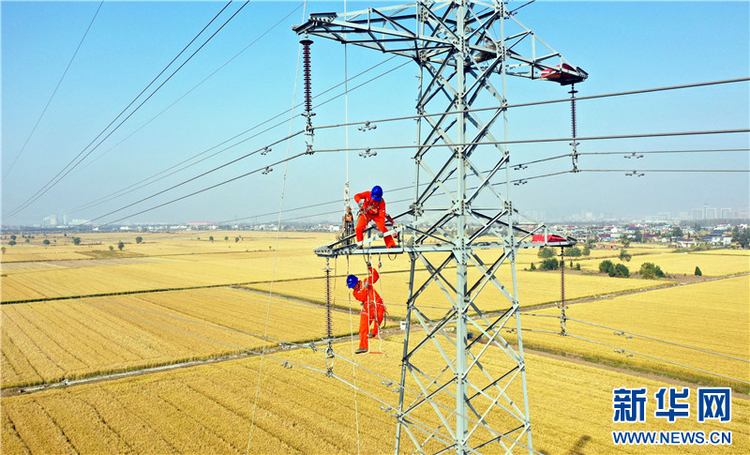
[565,333,749,385]
[3,1,105,181]
[59,76,746,224]
[63,57,404,217]
[79,130,305,226]
[5,0,246,219]
[218,146,746,225]
[566,317,750,363]
[79,2,306,173]
[311,77,750,133]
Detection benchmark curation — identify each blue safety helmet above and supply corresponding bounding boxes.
[346,274,359,288]
[371,185,383,201]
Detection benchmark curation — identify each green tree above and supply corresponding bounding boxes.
[619,234,631,248]
[566,246,582,257]
[671,226,683,239]
[731,227,750,248]
[619,249,632,262]
[25,238,30,243]
[234,237,240,243]
[117,241,125,251]
[10,235,17,241]
[43,239,51,246]
[575,263,581,270]
[135,236,143,244]
[72,237,81,245]
[209,236,214,242]
[633,229,643,243]
[529,262,536,271]
[613,263,630,278]
[538,247,555,258]
[599,260,614,275]
[224,236,229,242]
[8,240,16,246]
[581,243,591,256]
[109,245,114,251]
[1,247,5,254]
[539,258,559,271]
[694,266,702,276]
[640,262,665,279]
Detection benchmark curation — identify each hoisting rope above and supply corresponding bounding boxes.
[246,5,307,452]
[342,4,361,449]
[374,254,388,356]
[346,253,362,455]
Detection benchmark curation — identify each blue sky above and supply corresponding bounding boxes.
[2,1,748,226]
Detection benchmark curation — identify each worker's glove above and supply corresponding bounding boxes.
[357,200,365,209]
[366,261,371,268]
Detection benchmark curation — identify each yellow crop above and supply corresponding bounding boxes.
[1,287,362,389]
[516,275,750,389]
[577,251,750,276]
[1,338,747,454]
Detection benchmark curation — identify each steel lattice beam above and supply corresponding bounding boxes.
[296,2,586,454]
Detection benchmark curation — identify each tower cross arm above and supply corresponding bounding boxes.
[293,2,588,84]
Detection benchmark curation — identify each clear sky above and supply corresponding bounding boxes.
[2,1,748,227]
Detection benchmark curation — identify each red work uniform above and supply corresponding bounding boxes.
[354,190,396,248]
[352,266,385,351]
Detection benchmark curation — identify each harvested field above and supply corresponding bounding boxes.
[1,338,747,454]
[517,275,750,390]
[0,287,360,389]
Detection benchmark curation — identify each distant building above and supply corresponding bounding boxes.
[187,221,218,230]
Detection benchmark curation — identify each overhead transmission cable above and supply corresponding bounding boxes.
[3,0,104,181]
[78,2,305,172]
[64,56,403,217]
[310,77,750,132]
[79,130,305,226]
[565,333,749,385]
[80,84,747,226]
[68,76,745,221]
[217,147,746,225]
[90,131,746,228]
[4,0,247,219]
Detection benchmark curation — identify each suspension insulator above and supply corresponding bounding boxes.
[301,39,314,119]
[569,84,579,172]
[569,85,578,139]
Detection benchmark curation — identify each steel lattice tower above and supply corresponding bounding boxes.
[294,2,586,453]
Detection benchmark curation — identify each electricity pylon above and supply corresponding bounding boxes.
[294,2,586,453]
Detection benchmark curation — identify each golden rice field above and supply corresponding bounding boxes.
[1,231,748,454]
[1,232,337,302]
[0,287,361,389]
[1,337,747,454]
[248,265,666,320]
[577,250,750,277]
[516,275,750,391]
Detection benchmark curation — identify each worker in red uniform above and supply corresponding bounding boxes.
[354,185,396,248]
[347,265,386,354]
